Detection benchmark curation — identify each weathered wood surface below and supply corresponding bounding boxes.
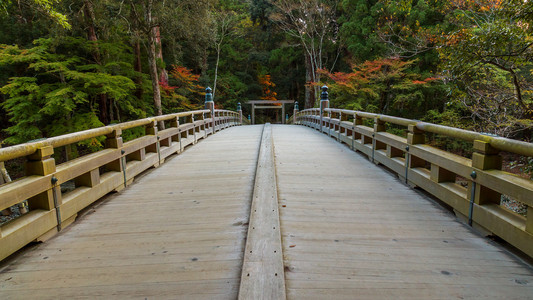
[1,124,533,299]
[0,125,263,299]
[272,125,533,299]
[239,124,286,300]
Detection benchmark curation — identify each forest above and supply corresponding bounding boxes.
[0,0,532,148]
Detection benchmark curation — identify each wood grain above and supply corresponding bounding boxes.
[272,125,533,300]
[0,125,263,299]
[239,124,286,300]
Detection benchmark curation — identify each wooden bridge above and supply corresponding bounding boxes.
[1,97,533,298]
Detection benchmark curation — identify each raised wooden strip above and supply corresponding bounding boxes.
[239,124,286,300]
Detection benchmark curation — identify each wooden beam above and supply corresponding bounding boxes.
[239,124,286,300]
[246,100,295,105]
[254,106,283,109]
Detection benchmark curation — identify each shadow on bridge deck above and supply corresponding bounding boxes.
[1,124,532,299]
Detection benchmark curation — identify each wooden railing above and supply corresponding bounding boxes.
[0,109,241,261]
[295,107,533,258]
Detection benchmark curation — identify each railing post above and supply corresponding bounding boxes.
[352,113,362,150]
[145,120,162,165]
[170,116,181,153]
[471,140,502,206]
[372,117,386,163]
[105,128,126,190]
[293,101,299,124]
[405,125,425,184]
[205,87,215,133]
[26,146,57,212]
[320,85,329,133]
[238,102,242,125]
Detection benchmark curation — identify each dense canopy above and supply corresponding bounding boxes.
[0,0,531,146]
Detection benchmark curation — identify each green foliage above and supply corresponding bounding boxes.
[319,58,441,118]
[1,0,70,29]
[0,0,531,155]
[437,0,533,137]
[339,0,386,61]
[0,37,135,144]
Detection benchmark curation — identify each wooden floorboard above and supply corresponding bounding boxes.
[1,124,533,299]
[0,125,263,299]
[272,125,533,300]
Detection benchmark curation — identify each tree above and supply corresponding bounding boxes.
[0,38,135,144]
[271,0,339,109]
[1,0,70,29]
[127,0,164,123]
[319,58,439,115]
[209,0,244,99]
[164,65,204,111]
[338,0,386,61]
[438,0,533,136]
[258,74,277,100]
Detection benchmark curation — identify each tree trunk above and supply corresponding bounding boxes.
[147,28,164,128]
[304,53,316,109]
[154,26,168,84]
[83,0,109,124]
[213,43,221,99]
[133,40,143,100]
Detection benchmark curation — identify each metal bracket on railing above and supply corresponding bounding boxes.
[338,121,341,142]
[156,136,161,165]
[468,171,477,226]
[51,176,62,231]
[405,146,410,184]
[371,133,376,163]
[121,150,127,188]
[352,126,355,150]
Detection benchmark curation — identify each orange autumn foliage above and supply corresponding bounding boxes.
[258,74,278,101]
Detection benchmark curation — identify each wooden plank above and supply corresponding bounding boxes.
[55,149,119,184]
[272,125,533,299]
[0,125,264,298]
[0,210,57,261]
[239,124,286,300]
[0,175,52,211]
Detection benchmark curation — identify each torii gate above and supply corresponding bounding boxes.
[246,100,295,124]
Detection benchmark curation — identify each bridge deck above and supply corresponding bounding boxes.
[1,125,532,299]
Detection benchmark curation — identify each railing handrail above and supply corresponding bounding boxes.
[0,107,243,262]
[309,108,533,157]
[295,104,533,259]
[0,109,218,162]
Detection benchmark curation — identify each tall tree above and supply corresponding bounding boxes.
[271,0,339,108]
[128,0,164,122]
[80,0,111,124]
[209,2,243,99]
